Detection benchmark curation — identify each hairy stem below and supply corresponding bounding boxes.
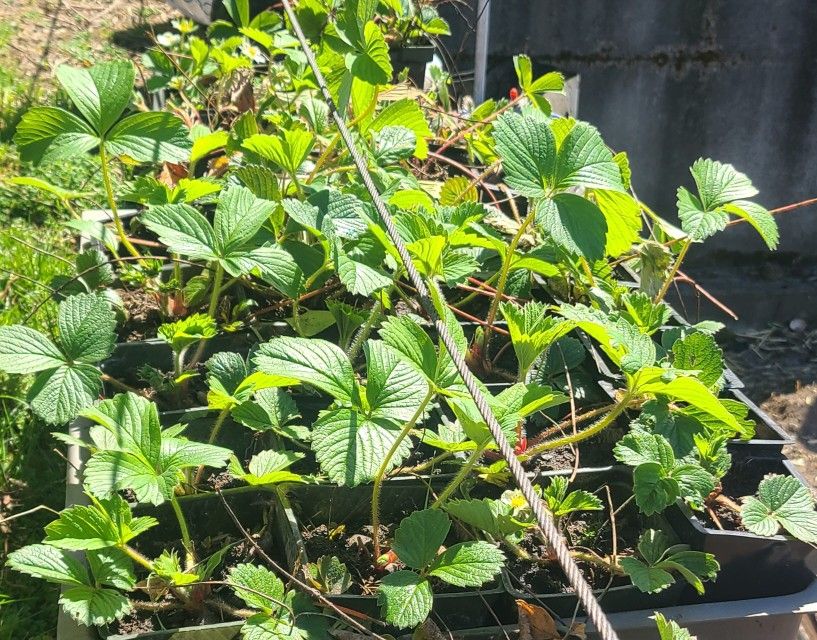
[432,442,488,508]
[98,144,142,260]
[654,238,691,304]
[532,393,634,452]
[346,295,385,361]
[171,494,195,569]
[372,388,435,560]
[121,544,155,572]
[481,208,536,356]
[190,263,224,366]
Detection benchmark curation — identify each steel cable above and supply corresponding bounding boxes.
[278,3,621,637]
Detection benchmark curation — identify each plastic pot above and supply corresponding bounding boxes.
[389,44,434,86]
[271,481,514,630]
[665,456,817,603]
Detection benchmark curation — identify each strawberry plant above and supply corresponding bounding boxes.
[4,0,814,635]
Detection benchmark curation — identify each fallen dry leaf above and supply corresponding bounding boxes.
[517,599,558,639]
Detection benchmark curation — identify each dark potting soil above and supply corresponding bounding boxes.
[117,288,164,342]
[507,511,637,596]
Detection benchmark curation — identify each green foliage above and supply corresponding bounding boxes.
[378,509,503,628]
[614,431,716,514]
[80,392,230,504]
[541,475,604,517]
[620,529,718,595]
[677,158,778,248]
[500,300,572,379]
[228,563,328,640]
[14,61,190,165]
[741,474,817,543]
[0,293,116,424]
[254,337,430,484]
[655,613,696,639]
[306,555,352,595]
[158,313,217,353]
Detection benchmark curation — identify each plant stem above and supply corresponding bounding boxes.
[432,442,488,508]
[98,144,142,260]
[190,263,224,366]
[654,238,691,304]
[372,388,435,560]
[121,544,155,572]
[396,449,454,475]
[346,295,385,361]
[100,373,147,396]
[481,208,536,357]
[170,493,195,569]
[532,393,634,452]
[192,408,230,487]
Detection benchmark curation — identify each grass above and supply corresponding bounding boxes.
[0,221,72,640]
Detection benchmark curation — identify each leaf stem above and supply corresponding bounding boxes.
[481,208,537,356]
[654,238,691,304]
[192,407,230,487]
[98,144,142,260]
[531,393,634,452]
[170,493,195,569]
[432,442,489,509]
[121,544,155,572]
[372,387,435,561]
[190,263,224,366]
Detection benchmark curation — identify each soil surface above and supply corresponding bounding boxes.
[507,509,637,596]
[723,323,817,488]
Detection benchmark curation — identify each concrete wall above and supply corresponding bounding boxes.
[441,0,817,259]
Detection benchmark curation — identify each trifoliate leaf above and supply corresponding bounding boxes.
[378,570,433,629]
[368,98,431,159]
[158,313,217,353]
[243,129,315,176]
[632,463,680,515]
[445,498,520,539]
[620,557,675,593]
[228,450,306,486]
[655,613,695,640]
[393,509,450,571]
[233,388,307,440]
[619,291,671,336]
[690,158,758,209]
[427,541,504,587]
[741,474,817,543]
[500,301,573,378]
[44,496,157,550]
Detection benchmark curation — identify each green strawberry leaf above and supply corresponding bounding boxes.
[393,509,450,571]
[378,570,433,629]
[427,541,504,587]
[741,474,817,543]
